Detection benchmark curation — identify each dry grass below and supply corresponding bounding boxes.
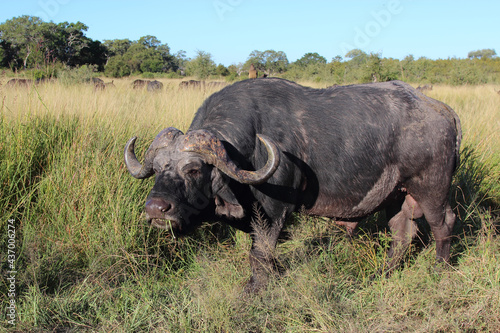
[1,76,228,131]
[428,85,500,156]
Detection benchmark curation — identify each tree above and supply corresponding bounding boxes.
[364,52,382,82]
[185,50,216,79]
[75,39,107,70]
[263,50,288,74]
[0,16,104,70]
[0,16,45,68]
[245,50,266,71]
[342,49,367,82]
[284,52,329,80]
[104,55,130,77]
[56,21,90,66]
[138,35,161,49]
[345,49,368,66]
[467,49,497,59]
[105,35,176,75]
[400,54,415,80]
[173,50,188,73]
[332,55,343,63]
[295,52,327,67]
[103,39,131,58]
[215,64,229,76]
[244,49,289,75]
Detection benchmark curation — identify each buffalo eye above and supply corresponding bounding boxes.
[186,168,201,176]
[181,160,203,178]
[182,162,202,177]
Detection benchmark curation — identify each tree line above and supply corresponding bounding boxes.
[1,16,499,85]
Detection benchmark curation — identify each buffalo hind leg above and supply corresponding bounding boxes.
[382,195,421,275]
[419,200,456,264]
[245,211,285,293]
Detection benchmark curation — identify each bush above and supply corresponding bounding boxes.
[104,56,131,78]
[57,65,100,84]
[141,72,155,79]
[166,71,182,79]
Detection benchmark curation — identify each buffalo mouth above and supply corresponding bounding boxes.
[150,218,168,229]
[146,217,183,236]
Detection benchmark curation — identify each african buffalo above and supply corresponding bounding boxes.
[417,84,433,92]
[179,80,203,89]
[132,79,149,89]
[84,77,104,85]
[94,81,105,91]
[125,78,461,292]
[6,78,34,87]
[206,81,227,89]
[35,77,56,84]
[94,80,114,91]
[147,80,163,92]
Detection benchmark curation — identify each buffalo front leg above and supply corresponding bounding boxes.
[334,220,358,237]
[245,212,285,293]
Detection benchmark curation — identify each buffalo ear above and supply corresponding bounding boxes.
[211,170,244,219]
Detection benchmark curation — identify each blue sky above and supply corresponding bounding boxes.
[1,1,499,66]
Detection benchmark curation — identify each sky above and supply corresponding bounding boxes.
[1,1,499,66]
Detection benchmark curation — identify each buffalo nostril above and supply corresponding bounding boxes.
[160,203,171,212]
[146,197,173,217]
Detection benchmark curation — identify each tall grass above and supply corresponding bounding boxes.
[429,86,500,202]
[1,79,499,332]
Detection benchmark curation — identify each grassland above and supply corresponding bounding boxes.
[1,77,499,332]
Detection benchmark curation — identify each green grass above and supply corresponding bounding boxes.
[0,80,499,332]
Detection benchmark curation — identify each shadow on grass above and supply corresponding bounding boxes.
[448,144,500,263]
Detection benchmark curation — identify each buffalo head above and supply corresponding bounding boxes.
[124,128,280,235]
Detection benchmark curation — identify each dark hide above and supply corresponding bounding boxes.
[147,80,163,92]
[132,79,149,89]
[126,78,461,292]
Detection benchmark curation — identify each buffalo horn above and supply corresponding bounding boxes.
[181,130,280,185]
[124,127,183,179]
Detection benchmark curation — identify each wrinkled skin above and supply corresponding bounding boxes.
[125,78,462,292]
[146,147,213,234]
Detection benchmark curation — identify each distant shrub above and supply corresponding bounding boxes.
[104,55,131,78]
[226,72,239,82]
[165,72,178,79]
[141,72,155,79]
[57,65,100,85]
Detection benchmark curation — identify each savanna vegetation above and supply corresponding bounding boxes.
[1,16,500,85]
[0,75,499,332]
[1,14,500,333]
